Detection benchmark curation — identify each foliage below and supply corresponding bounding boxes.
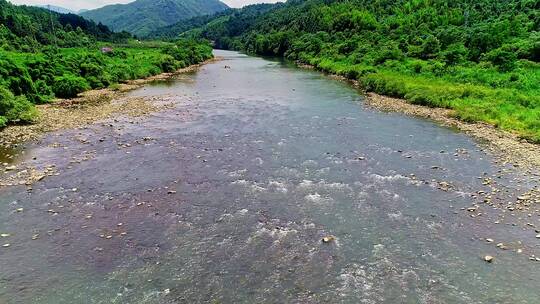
[149,11,231,40]
[0,0,214,128]
[150,4,278,44]
[0,86,37,127]
[80,0,229,37]
[0,0,130,52]
[52,74,90,98]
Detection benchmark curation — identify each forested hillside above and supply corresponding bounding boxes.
[150,4,279,40]
[0,0,130,51]
[178,0,540,142]
[80,0,229,37]
[0,0,213,128]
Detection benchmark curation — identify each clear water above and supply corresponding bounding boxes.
[0,51,538,303]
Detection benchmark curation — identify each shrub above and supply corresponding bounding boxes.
[34,80,54,103]
[0,86,38,127]
[484,48,517,71]
[158,54,178,72]
[409,35,441,60]
[423,61,447,76]
[441,43,468,65]
[109,83,121,91]
[374,42,403,65]
[52,74,90,98]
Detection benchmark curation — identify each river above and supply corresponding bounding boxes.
[0,50,539,303]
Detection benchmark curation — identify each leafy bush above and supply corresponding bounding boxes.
[158,54,179,72]
[441,43,468,65]
[484,48,517,71]
[0,86,37,127]
[374,42,404,64]
[52,75,91,98]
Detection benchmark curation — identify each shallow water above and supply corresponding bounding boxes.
[0,51,539,303]
[0,145,23,164]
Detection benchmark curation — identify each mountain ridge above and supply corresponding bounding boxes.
[80,0,229,36]
[36,4,77,14]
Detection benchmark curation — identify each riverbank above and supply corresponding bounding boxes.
[0,58,219,148]
[0,39,214,128]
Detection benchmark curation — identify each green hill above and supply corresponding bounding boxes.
[0,0,129,51]
[80,0,229,37]
[148,4,276,40]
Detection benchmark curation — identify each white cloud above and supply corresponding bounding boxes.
[8,0,282,11]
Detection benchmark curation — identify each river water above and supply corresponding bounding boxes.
[0,51,539,303]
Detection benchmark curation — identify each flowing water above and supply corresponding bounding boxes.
[0,51,539,303]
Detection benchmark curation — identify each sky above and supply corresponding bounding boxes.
[9,0,281,11]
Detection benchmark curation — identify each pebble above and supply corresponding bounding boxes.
[322,236,335,243]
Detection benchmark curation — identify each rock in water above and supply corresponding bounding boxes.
[322,236,335,243]
[484,255,494,263]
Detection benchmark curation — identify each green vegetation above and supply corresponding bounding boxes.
[80,0,229,37]
[0,87,37,126]
[0,0,213,128]
[0,0,130,51]
[171,0,540,142]
[152,4,276,41]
